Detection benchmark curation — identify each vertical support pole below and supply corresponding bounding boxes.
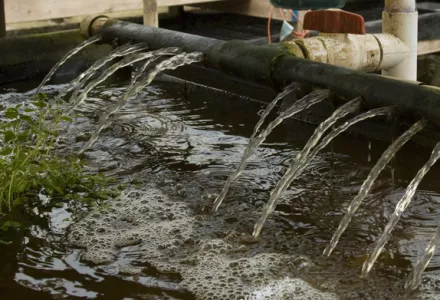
[0,0,6,38]
[143,0,159,27]
[381,0,418,81]
[295,10,306,32]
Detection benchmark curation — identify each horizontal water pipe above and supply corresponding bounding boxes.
[284,33,409,72]
[79,16,440,124]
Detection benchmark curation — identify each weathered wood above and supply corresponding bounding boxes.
[143,0,158,27]
[191,0,285,21]
[418,39,440,56]
[4,0,225,24]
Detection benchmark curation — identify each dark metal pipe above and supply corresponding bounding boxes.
[85,18,440,123]
[0,0,5,38]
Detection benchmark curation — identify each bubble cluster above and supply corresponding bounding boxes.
[68,186,194,264]
[178,251,326,300]
[67,184,335,299]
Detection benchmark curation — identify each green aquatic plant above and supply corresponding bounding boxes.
[0,93,117,214]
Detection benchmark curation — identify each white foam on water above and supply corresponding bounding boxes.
[248,277,338,300]
[68,185,337,299]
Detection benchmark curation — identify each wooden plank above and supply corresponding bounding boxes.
[160,0,224,6]
[418,39,440,56]
[4,0,226,24]
[191,0,286,21]
[143,0,158,27]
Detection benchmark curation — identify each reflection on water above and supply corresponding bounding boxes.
[1,81,440,299]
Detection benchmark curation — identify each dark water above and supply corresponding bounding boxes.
[1,79,440,299]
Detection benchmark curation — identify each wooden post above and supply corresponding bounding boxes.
[143,0,158,27]
[295,10,306,32]
[0,0,6,38]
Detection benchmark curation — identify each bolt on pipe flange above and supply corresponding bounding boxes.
[80,15,110,39]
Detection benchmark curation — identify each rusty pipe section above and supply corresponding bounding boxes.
[80,16,440,124]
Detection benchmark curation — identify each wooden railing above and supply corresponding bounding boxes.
[3,0,225,24]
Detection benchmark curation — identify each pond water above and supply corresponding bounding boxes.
[1,78,440,300]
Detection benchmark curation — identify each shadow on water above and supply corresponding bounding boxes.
[1,77,440,299]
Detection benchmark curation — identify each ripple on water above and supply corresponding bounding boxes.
[2,81,440,299]
[397,191,440,269]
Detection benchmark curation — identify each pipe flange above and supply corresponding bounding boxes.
[80,15,109,39]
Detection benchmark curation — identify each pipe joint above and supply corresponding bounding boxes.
[381,10,418,80]
[283,33,409,72]
[80,15,111,39]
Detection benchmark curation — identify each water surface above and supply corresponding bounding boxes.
[1,80,440,299]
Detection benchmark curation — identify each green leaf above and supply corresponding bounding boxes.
[32,99,47,108]
[19,115,36,126]
[2,221,21,230]
[0,147,12,156]
[14,180,29,194]
[5,108,18,119]
[60,116,73,123]
[43,179,64,195]
[13,196,25,206]
[4,131,15,143]
[24,108,35,113]
[17,130,29,142]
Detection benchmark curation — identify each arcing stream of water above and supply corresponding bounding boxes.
[324,119,427,256]
[66,47,182,115]
[33,34,103,96]
[78,52,203,154]
[8,33,440,298]
[253,97,363,238]
[362,143,440,289]
[294,106,396,178]
[406,219,440,291]
[212,88,329,212]
[57,42,149,98]
[362,142,440,277]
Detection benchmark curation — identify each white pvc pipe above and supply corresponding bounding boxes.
[381,0,418,80]
[384,0,415,12]
[288,33,409,72]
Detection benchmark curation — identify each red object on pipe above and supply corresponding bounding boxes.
[303,10,366,34]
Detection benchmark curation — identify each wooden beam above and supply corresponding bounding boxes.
[418,39,440,56]
[4,0,226,24]
[191,0,285,21]
[143,0,158,27]
[160,0,223,6]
